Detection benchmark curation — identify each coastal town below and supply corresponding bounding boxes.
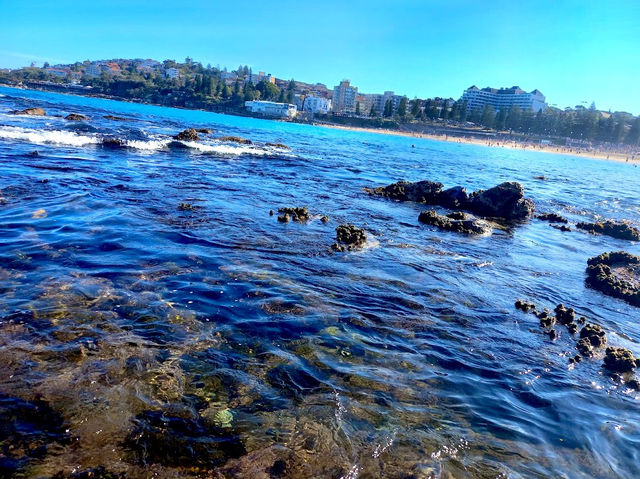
[1,57,639,160]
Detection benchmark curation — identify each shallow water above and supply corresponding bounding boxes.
[0,85,639,478]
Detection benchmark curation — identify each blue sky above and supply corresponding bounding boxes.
[1,0,638,114]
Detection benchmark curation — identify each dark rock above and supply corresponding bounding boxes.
[321,215,330,223]
[439,186,468,208]
[551,224,572,232]
[536,213,568,223]
[101,137,126,149]
[534,175,546,180]
[515,299,537,312]
[217,136,252,144]
[195,128,213,134]
[10,107,46,116]
[103,115,129,121]
[586,251,640,307]
[567,323,578,334]
[603,347,637,373]
[27,150,40,157]
[178,202,198,211]
[446,211,466,220]
[53,466,125,478]
[269,210,274,216]
[579,323,607,355]
[627,378,640,390]
[418,210,491,235]
[466,182,535,220]
[174,128,200,141]
[554,304,575,325]
[123,410,245,468]
[0,395,69,475]
[576,220,640,241]
[332,224,367,251]
[277,214,290,223]
[266,142,290,149]
[278,207,309,222]
[548,329,558,340]
[366,180,443,203]
[64,113,89,121]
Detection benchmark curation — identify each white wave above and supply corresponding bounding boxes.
[0,125,100,147]
[125,138,171,151]
[179,140,270,156]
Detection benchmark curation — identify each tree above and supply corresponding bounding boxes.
[480,104,495,129]
[495,108,507,131]
[256,80,279,101]
[369,104,377,117]
[383,100,393,118]
[355,102,361,116]
[625,117,640,145]
[410,99,420,118]
[506,105,522,131]
[43,62,50,69]
[397,97,407,118]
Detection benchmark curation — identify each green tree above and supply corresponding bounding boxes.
[369,104,377,117]
[506,105,522,131]
[625,117,640,145]
[410,99,420,118]
[480,104,495,129]
[397,97,407,118]
[256,80,279,101]
[495,108,507,131]
[355,102,361,115]
[383,100,393,118]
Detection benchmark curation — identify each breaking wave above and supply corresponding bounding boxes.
[0,125,100,147]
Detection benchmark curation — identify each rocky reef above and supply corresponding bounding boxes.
[10,107,46,116]
[174,128,200,141]
[217,136,252,144]
[536,213,568,224]
[367,179,534,220]
[418,210,491,235]
[586,251,640,306]
[576,220,640,241]
[64,113,89,121]
[277,207,310,223]
[332,224,367,251]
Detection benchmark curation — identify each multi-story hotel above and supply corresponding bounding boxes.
[332,80,358,113]
[461,86,546,113]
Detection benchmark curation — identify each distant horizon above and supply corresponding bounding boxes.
[1,1,639,115]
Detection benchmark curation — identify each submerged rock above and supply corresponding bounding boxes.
[576,220,640,241]
[10,107,46,116]
[551,224,572,232]
[277,206,309,223]
[217,136,252,144]
[103,115,129,121]
[554,304,575,325]
[536,213,568,223]
[603,347,638,373]
[124,409,245,468]
[266,142,291,149]
[418,210,491,235]
[332,224,367,251]
[195,128,213,134]
[466,182,535,220]
[515,299,537,312]
[64,113,89,121]
[101,137,127,148]
[586,251,640,307]
[174,128,200,141]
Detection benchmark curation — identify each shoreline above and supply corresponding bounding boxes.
[314,123,640,164]
[2,84,638,164]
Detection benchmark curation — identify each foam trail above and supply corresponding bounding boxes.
[179,140,271,156]
[0,125,100,147]
[125,138,171,151]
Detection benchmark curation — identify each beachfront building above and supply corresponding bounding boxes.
[332,80,358,113]
[45,68,70,78]
[303,96,331,114]
[461,86,547,113]
[245,100,297,118]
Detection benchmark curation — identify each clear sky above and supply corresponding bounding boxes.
[1,0,638,114]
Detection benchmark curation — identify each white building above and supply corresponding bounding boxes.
[166,68,179,79]
[84,64,101,77]
[245,101,297,118]
[248,71,275,85]
[461,86,546,113]
[332,80,358,113]
[303,96,331,114]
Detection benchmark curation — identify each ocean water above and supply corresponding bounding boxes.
[0,85,639,478]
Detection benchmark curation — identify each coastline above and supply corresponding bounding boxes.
[3,84,638,164]
[314,123,640,164]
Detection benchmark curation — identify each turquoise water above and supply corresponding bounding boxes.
[0,85,639,478]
